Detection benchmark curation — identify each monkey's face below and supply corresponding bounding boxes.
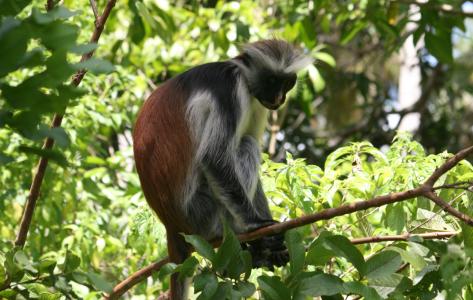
[251,72,297,110]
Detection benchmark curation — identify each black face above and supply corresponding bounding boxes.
[251,72,297,110]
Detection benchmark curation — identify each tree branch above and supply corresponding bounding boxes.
[350,231,457,244]
[106,258,170,300]
[89,0,99,21]
[108,145,473,298]
[425,191,473,226]
[14,0,117,248]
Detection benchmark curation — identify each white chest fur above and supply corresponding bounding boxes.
[237,97,269,143]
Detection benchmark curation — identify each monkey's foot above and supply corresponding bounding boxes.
[245,234,289,270]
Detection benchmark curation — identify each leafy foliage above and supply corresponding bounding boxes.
[0,0,472,299]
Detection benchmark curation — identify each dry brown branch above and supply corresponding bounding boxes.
[45,0,54,11]
[14,0,117,248]
[433,181,473,191]
[108,145,473,298]
[350,231,457,244]
[106,258,171,300]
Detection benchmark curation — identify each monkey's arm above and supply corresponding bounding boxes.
[203,139,273,231]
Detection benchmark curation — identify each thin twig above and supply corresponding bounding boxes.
[425,191,473,226]
[105,258,170,299]
[409,190,467,233]
[350,231,457,244]
[89,0,100,21]
[14,0,117,248]
[433,181,473,191]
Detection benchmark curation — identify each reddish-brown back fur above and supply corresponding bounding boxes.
[133,79,193,234]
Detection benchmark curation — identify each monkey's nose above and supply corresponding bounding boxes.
[276,93,286,105]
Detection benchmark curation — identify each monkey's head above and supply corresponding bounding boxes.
[234,39,312,110]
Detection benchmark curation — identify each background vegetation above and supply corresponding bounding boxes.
[0,0,472,299]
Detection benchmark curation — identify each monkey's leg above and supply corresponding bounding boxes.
[167,231,191,300]
[236,136,289,268]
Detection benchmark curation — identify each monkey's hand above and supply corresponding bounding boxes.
[244,221,289,269]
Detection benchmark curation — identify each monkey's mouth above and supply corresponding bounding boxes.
[262,95,286,110]
[261,102,279,110]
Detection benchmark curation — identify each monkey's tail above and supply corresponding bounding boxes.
[167,231,191,300]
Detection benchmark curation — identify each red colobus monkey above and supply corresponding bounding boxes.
[133,39,311,299]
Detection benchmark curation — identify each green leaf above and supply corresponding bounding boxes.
[285,230,305,275]
[63,251,81,273]
[385,203,406,233]
[157,262,177,281]
[257,275,291,300]
[240,250,253,280]
[14,250,37,274]
[18,146,67,166]
[235,281,256,298]
[0,0,32,16]
[213,221,241,272]
[69,43,98,54]
[37,126,70,148]
[0,289,17,298]
[314,52,336,67]
[38,258,57,274]
[75,58,115,74]
[176,256,199,279]
[306,239,335,266]
[425,30,453,64]
[340,21,366,45]
[0,153,14,165]
[213,281,232,299]
[323,235,366,274]
[35,22,79,51]
[298,273,344,296]
[364,250,402,280]
[343,281,382,300]
[184,234,215,261]
[87,272,113,293]
[0,18,28,77]
[195,272,218,300]
[307,64,325,92]
[31,6,79,24]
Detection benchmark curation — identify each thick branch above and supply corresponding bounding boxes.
[14,0,117,248]
[238,187,426,242]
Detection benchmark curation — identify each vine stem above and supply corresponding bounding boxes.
[14,0,117,248]
[107,145,473,299]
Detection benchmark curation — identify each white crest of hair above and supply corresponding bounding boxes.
[242,39,313,74]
